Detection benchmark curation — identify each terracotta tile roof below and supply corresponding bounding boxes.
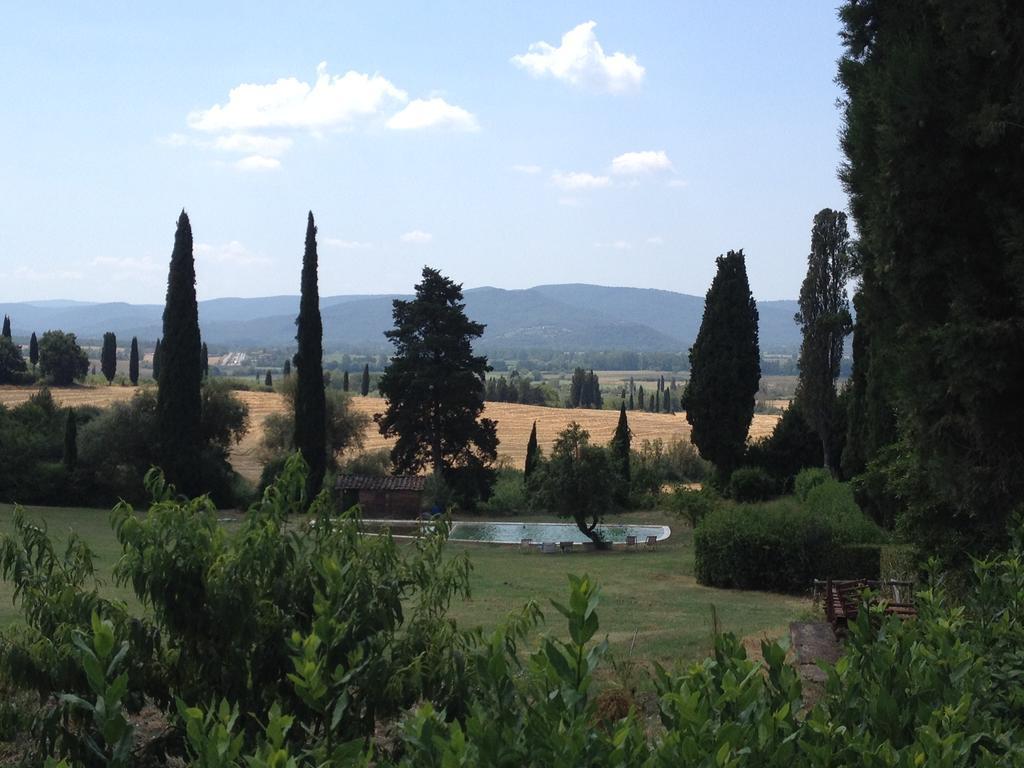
[335,475,427,492]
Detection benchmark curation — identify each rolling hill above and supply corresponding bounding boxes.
[0,284,801,352]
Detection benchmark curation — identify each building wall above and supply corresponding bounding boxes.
[357,489,423,518]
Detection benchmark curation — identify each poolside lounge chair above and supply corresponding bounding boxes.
[625,535,638,550]
[559,541,574,553]
[541,542,558,554]
[643,535,657,552]
[519,538,533,552]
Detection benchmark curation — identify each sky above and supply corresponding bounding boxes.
[0,2,849,304]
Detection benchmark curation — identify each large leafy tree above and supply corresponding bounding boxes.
[157,210,203,494]
[38,330,89,385]
[293,212,327,501]
[376,266,499,505]
[683,250,760,484]
[100,331,117,384]
[0,337,27,384]
[530,422,616,544]
[838,2,1024,557]
[795,209,853,475]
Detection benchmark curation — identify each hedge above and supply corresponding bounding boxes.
[694,482,887,593]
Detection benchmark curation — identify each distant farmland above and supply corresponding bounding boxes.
[0,386,781,484]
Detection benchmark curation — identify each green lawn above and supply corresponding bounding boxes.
[0,504,811,668]
[445,510,810,667]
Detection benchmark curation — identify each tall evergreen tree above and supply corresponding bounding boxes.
[293,212,327,500]
[360,364,370,396]
[663,388,671,414]
[837,2,1024,557]
[683,250,760,484]
[264,370,273,387]
[637,386,645,411]
[376,266,499,505]
[795,209,853,474]
[201,342,209,379]
[29,332,38,372]
[610,402,631,483]
[568,367,586,407]
[128,337,139,385]
[1,315,10,339]
[157,210,204,494]
[524,420,540,478]
[63,408,77,470]
[628,389,634,410]
[283,358,291,377]
[100,331,117,384]
[342,370,349,391]
[152,338,162,381]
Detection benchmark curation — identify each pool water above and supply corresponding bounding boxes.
[449,521,670,545]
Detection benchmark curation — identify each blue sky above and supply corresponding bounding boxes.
[0,2,847,303]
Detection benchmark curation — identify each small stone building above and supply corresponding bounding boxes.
[336,475,426,518]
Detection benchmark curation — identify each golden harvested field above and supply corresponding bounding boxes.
[0,386,780,484]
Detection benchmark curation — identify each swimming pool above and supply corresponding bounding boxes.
[449,521,670,545]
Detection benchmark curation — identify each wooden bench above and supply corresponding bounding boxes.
[825,579,918,635]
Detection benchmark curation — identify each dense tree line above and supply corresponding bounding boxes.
[483,369,548,405]
[834,1,1024,560]
[567,367,602,408]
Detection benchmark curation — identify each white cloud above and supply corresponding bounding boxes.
[511,163,542,174]
[551,171,611,190]
[400,230,433,244]
[512,21,645,92]
[214,133,293,156]
[194,241,271,265]
[386,97,478,131]
[595,240,633,250]
[324,238,372,249]
[234,155,281,171]
[667,179,689,188]
[188,62,407,132]
[611,150,672,175]
[646,236,664,246]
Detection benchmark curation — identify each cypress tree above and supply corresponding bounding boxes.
[524,420,540,478]
[157,210,203,494]
[128,337,139,385]
[1,315,10,339]
[795,209,853,474]
[360,364,370,396]
[638,386,645,411]
[63,408,77,470]
[100,331,117,384]
[29,332,38,372]
[628,389,634,410]
[683,249,760,484]
[663,388,670,414]
[293,212,327,500]
[201,342,209,379]
[265,370,273,387]
[283,359,291,377]
[152,339,162,381]
[610,403,631,483]
[342,369,349,391]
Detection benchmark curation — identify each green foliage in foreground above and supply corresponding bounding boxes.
[4,462,1024,765]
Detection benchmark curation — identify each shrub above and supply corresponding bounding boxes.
[479,468,530,515]
[794,467,831,501]
[728,467,777,502]
[338,448,392,477]
[667,485,720,529]
[694,483,886,592]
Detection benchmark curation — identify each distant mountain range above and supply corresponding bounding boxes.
[1,284,801,353]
